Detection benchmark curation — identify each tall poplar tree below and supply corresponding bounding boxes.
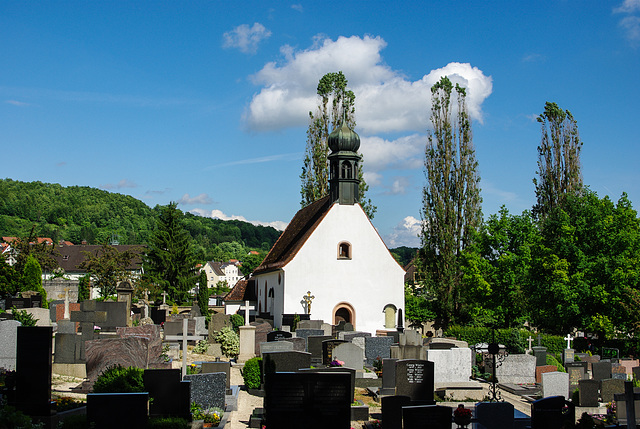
[146,202,196,303]
[420,76,482,329]
[300,71,376,218]
[532,102,583,218]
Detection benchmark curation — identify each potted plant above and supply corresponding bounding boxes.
[453,404,472,428]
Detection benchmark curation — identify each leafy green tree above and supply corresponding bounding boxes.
[404,285,436,325]
[533,102,583,218]
[420,76,482,329]
[9,226,58,274]
[79,244,142,298]
[240,252,265,277]
[0,258,20,298]
[22,254,47,306]
[197,270,210,321]
[146,202,196,303]
[300,71,376,218]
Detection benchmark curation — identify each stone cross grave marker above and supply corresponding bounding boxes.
[527,336,534,353]
[564,334,574,349]
[181,318,188,378]
[161,292,168,305]
[239,300,255,326]
[64,288,70,319]
[301,291,315,315]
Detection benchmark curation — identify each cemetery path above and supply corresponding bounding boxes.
[228,365,263,429]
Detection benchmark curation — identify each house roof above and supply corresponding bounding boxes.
[253,195,333,275]
[206,261,244,277]
[224,277,257,302]
[53,244,145,273]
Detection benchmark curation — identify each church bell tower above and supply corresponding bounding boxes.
[328,116,361,205]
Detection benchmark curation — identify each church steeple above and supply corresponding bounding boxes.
[328,113,361,205]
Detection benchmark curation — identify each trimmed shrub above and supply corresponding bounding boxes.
[230,314,244,333]
[242,357,262,389]
[215,326,239,358]
[546,354,566,372]
[93,365,145,393]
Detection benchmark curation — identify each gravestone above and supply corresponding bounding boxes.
[400,329,422,346]
[116,324,163,366]
[279,336,305,352]
[612,364,628,380]
[542,371,569,399]
[592,361,612,381]
[333,342,364,370]
[381,395,411,429]
[567,365,586,392]
[307,335,332,364]
[535,365,557,384]
[494,354,536,384]
[532,346,547,366]
[395,359,435,402]
[143,368,183,417]
[295,329,325,350]
[297,319,323,330]
[381,358,398,396]
[150,306,166,325]
[85,336,151,383]
[322,339,347,365]
[300,367,356,403]
[340,331,371,342]
[184,372,226,410]
[425,347,472,383]
[201,361,231,392]
[563,348,575,364]
[476,401,515,429]
[253,321,272,355]
[402,405,452,429]
[267,330,292,342]
[53,332,80,364]
[87,392,149,428]
[263,350,312,375]
[15,326,52,417]
[581,354,600,371]
[579,379,600,407]
[619,359,639,375]
[530,396,574,429]
[0,320,21,370]
[260,340,294,357]
[264,371,351,429]
[601,378,625,403]
[365,336,394,365]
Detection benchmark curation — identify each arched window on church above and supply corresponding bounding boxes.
[383,304,397,329]
[338,241,352,259]
[341,161,352,179]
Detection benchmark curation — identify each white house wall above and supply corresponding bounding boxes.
[281,203,404,334]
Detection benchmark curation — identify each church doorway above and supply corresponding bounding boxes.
[332,302,356,329]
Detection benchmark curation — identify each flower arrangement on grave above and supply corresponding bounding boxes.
[372,356,383,374]
[329,359,344,367]
[202,407,223,426]
[54,396,85,412]
[453,404,472,427]
[93,325,101,334]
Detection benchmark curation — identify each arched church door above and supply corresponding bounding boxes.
[335,307,351,324]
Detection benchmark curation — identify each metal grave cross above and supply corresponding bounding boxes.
[302,291,315,314]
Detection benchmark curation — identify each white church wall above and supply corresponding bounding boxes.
[282,203,404,334]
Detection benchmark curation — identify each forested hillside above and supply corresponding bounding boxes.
[0,179,281,262]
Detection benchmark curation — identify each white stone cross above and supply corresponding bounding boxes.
[564,334,574,349]
[527,336,534,352]
[181,318,188,378]
[64,288,70,319]
[161,291,168,305]
[239,300,255,326]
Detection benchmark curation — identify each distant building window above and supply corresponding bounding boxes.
[338,242,352,260]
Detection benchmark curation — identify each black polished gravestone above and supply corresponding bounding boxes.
[267,330,292,342]
[322,339,347,365]
[381,395,411,429]
[579,379,600,407]
[402,405,452,429]
[264,371,351,429]
[87,392,149,429]
[143,369,185,417]
[307,335,332,363]
[263,351,312,378]
[381,358,398,396]
[592,361,613,381]
[300,367,356,403]
[15,326,53,417]
[530,396,575,429]
[395,359,435,403]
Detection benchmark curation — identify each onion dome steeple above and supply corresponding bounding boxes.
[328,112,361,205]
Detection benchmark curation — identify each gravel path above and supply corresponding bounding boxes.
[228,364,263,429]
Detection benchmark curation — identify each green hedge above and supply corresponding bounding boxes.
[93,365,145,393]
[242,357,262,390]
[444,326,568,354]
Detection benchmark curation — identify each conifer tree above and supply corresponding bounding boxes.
[197,269,210,321]
[533,102,583,218]
[300,71,376,218]
[146,202,196,303]
[420,76,482,329]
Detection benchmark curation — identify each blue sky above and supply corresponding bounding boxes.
[2,1,639,248]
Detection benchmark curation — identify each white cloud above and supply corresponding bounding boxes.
[190,208,288,231]
[101,179,137,190]
[614,0,640,14]
[521,53,546,63]
[178,193,214,205]
[360,134,424,173]
[5,100,30,106]
[245,35,492,133]
[384,216,422,248]
[291,4,303,12]
[223,23,272,54]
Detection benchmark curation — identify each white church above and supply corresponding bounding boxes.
[238,119,405,335]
